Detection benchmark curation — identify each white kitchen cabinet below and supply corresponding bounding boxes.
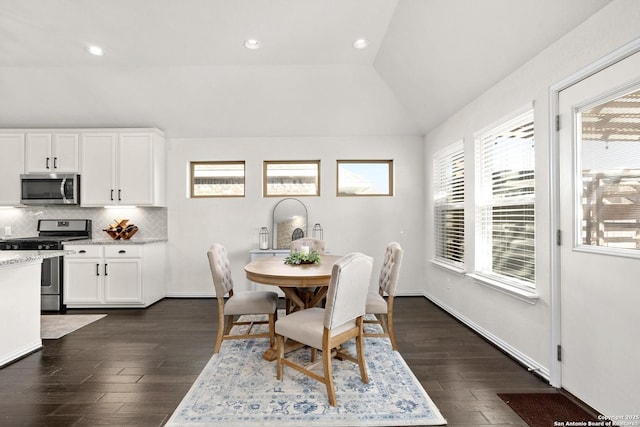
[64,251,103,304]
[64,242,166,308]
[80,129,165,206]
[0,133,24,206]
[103,246,142,303]
[25,132,79,173]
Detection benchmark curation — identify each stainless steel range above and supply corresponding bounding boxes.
[0,219,92,312]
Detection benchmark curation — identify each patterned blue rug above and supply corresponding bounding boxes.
[167,316,446,426]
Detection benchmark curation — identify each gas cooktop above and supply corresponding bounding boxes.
[0,219,92,250]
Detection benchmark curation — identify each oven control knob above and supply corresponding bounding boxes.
[12,244,19,250]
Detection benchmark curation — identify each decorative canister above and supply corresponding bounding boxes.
[312,223,323,240]
[259,227,270,250]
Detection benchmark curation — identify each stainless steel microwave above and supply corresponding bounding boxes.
[20,173,80,205]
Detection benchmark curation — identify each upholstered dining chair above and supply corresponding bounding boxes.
[275,252,373,407]
[287,238,326,312]
[207,243,279,353]
[364,242,404,350]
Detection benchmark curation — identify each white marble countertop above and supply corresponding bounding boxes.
[0,250,73,267]
[63,238,167,245]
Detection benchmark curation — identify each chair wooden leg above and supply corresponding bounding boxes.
[355,334,369,383]
[268,312,276,348]
[213,323,224,354]
[323,345,337,407]
[224,314,234,335]
[276,335,284,380]
[214,298,223,353]
[356,318,369,383]
[214,302,226,354]
[386,313,398,351]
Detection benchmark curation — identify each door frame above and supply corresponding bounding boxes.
[548,36,640,388]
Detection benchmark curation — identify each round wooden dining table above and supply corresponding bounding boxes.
[244,254,343,361]
[244,254,342,311]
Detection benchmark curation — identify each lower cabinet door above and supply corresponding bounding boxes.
[64,259,103,303]
[104,258,143,303]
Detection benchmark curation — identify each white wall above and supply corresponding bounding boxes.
[165,135,424,297]
[423,0,640,382]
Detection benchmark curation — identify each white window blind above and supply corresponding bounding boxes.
[433,141,464,268]
[476,110,535,286]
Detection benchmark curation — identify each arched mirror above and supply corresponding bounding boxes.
[272,198,308,249]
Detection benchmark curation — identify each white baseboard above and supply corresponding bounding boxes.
[395,290,426,297]
[164,291,215,298]
[424,292,550,382]
[165,290,425,298]
[0,341,42,368]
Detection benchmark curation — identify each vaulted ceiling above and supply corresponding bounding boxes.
[0,0,612,138]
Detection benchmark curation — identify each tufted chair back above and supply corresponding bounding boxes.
[207,243,234,297]
[378,242,403,297]
[290,238,326,254]
[324,253,373,330]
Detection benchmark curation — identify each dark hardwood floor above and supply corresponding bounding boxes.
[0,297,552,426]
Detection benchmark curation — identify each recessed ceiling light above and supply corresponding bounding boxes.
[87,45,104,56]
[352,39,368,49]
[244,39,262,50]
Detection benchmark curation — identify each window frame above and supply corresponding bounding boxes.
[336,159,394,197]
[432,141,465,271]
[473,107,536,292]
[263,160,320,197]
[190,160,245,198]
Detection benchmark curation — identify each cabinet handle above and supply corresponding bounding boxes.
[118,189,122,201]
[118,250,126,254]
[104,264,108,276]
[110,189,114,201]
[46,157,50,169]
[79,249,86,254]
[96,263,100,276]
[53,157,58,169]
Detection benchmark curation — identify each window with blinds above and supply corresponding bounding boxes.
[579,87,640,252]
[190,161,245,197]
[433,141,465,268]
[475,109,535,287]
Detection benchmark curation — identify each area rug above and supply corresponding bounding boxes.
[166,315,446,426]
[41,314,107,339]
[498,393,599,427]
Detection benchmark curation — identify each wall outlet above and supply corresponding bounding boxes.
[4,225,11,236]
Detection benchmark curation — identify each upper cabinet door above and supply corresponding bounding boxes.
[24,133,52,172]
[52,133,80,172]
[25,132,79,173]
[81,132,118,206]
[118,133,154,205]
[0,133,24,205]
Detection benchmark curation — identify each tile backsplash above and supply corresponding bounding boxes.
[0,206,167,240]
